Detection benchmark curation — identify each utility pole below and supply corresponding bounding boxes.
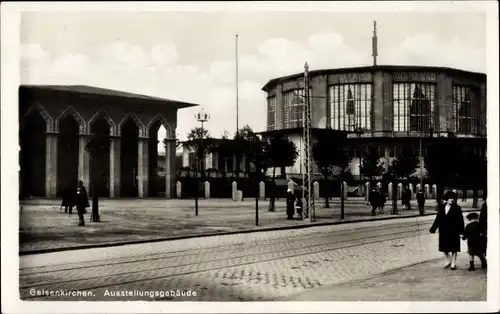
[235,34,239,137]
[303,62,315,222]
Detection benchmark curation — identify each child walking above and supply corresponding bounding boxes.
[462,212,487,271]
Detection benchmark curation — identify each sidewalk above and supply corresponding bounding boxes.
[19,198,479,254]
[283,253,487,301]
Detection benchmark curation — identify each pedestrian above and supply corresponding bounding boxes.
[377,189,386,214]
[402,187,412,211]
[429,190,465,270]
[369,188,378,216]
[462,212,487,271]
[416,189,425,216]
[478,200,487,256]
[60,187,75,214]
[295,196,303,220]
[75,180,90,226]
[286,189,295,220]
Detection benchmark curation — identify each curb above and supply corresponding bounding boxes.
[19,208,478,256]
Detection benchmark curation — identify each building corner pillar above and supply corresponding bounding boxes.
[45,133,58,198]
[78,135,90,188]
[138,137,149,198]
[164,138,176,198]
[109,137,121,198]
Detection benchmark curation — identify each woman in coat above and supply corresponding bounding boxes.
[429,190,465,270]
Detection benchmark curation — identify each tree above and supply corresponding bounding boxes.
[424,135,462,203]
[460,149,487,208]
[390,145,420,181]
[233,125,255,176]
[181,127,213,215]
[266,134,298,212]
[360,146,385,182]
[330,141,352,219]
[85,133,111,222]
[312,135,338,208]
[387,145,419,214]
[184,127,213,177]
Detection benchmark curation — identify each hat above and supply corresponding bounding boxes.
[442,190,456,201]
[466,212,479,220]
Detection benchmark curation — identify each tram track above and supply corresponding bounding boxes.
[20,221,433,298]
[20,219,432,275]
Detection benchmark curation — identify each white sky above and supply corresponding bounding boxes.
[20,7,486,148]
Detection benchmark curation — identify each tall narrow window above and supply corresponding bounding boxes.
[409,85,431,132]
[392,83,435,133]
[267,96,276,131]
[453,86,478,135]
[283,88,311,128]
[329,83,372,131]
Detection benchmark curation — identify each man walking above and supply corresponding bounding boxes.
[75,180,90,226]
[402,187,412,211]
[369,188,378,216]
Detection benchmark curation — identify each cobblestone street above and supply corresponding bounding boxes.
[19,198,475,253]
[19,213,486,301]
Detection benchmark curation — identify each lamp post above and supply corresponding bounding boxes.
[194,108,210,216]
[354,126,366,181]
[419,127,434,193]
[354,126,368,204]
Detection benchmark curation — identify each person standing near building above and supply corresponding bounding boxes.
[295,196,303,220]
[60,187,75,214]
[416,189,425,215]
[478,200,487,256]
[429,190,465,270]
[75,180,90,226]
[286,189,295,220]
[401,187,409,211]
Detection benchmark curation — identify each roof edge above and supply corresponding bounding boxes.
[19,84,200,109]
[261,65,487,91]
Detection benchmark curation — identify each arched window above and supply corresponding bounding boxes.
[329,83,372,131]
[393,83,435,133]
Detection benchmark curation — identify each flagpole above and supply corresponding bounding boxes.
[236,34,239,137]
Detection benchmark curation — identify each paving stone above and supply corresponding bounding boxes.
[20,215,470,301]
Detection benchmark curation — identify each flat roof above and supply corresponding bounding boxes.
[20,84,199,109]
[262,65,486,91]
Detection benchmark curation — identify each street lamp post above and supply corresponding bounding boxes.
[419,127,434,194]
[195,108,210,216]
